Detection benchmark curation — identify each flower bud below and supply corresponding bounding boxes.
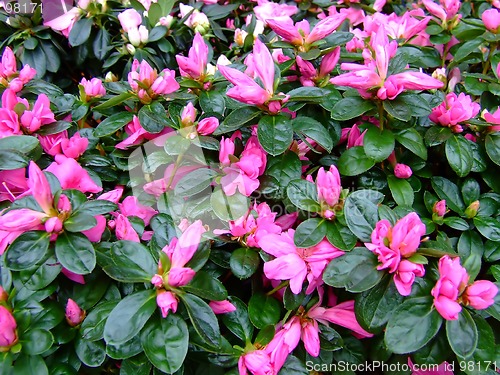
[44,216,63,233]
[394,163,413,179]
[151,274,163,288]
[126,44,136,55]
[462,280,498,310]
[105,72,118,82]
[65,299,85,327]
[209,300,237,314]
[433,200,447,217]
[465,200,480,218]
[0,306,17,348]
[482,9,500,33]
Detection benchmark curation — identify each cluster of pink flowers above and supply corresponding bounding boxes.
[0,47,36,92]
[429,92,481,132]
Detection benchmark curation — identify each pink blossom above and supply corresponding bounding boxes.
[80,78,106,100]
[429,93,480,128]
[394,163,413,179]
[265,316,301,370]
[44,7,83,39]
[482,107,500,132]
[38,132,66,156]
[118,9,143,32]
[118,196,157,226]
[0,168,28,202]
[61,268,86,284]
[197,117,219,135]
[261,229,344,294]
[60,132,88,159]
[431,255,469,320]
[0,306,17,348]
[82,215,107,242]
[0,47,17,78]
[65,299,85,327]
[98,186,124,203]
[46,155,102,193]
[156,291,178,318]
[128,60,179,104]
[20,94,55,133]
[115,115,171,149]
[238,350,275,375]
[433,200,447,217]
[114,214,141,242]
[0,208,46,232]
[423,0,461,24]
[253,1,298,23]
[176,32,209,80]
[462,280,498,310]
[482,8,500,33]
[315,165,342,212]
[209,300,237,314]
[143,164,200,197]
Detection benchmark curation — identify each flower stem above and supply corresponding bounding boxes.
[266,280,289,296]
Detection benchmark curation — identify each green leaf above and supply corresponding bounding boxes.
[106,336,142,360]
[287,87,331,102]
[55,232,96,275]
[141,314,188,374]
[210,187,249,221]
[292,116,333,152]
[385,297,443,354]
[200,90,226,115]
[214,107,261,135]
[432,177,466,214]
[19,255,61,291]
[148,26,167,42]
[446,135,473,177]
[180,293,221,348]
[443,217,470,231]
[75,200,117,216]
[80,301,119,341]
[5,231,50,271]
[338,146,375,176]
[174,168,218,198]
[355,275,404,334]
[103,290,157,345]
[138,101,170,133]
[331,97,375,121]
[363,127,395,162]
[453,38,483,63]
[394,129,427,160]
[0,150,29,170]
[221,296,254,342]
[93,27,110,60]
[12,354,48,375]
[64,212,97,232]
[446,309,478,358]
[383,98,412,121]
[323,247,383,292]
[343,191,381,242]
[294,218,327,248]
[473,217,500,241]
[93,92,134,111]
[283,287,306,311]
[458,231,483,280]
[229,248,260,279]
[387,175,414,207]
[248,293,281,329]
[286,179,320,212]
[120,354,152,375]
[0,135,39,153]
[266,152,302,196]
[485,133,500,166]
[106,241,156,282]
[325,221,357,251]
[398,94,433,117]
[22,329,53,355]
[257,115,293,156]
[93,112,135,137]
[182,270,227,301]
[425,126,453,147]
[68,17,93,47]
[75,336,106,367]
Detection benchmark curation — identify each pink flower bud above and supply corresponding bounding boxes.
[181,102,197,126]
[433,200,446,217]
[465,200,480,218]
[463,280,498,310]
[482,8,500,33]
[44,216,63,233]
[151,274,164,288]
[209,300,237,314]
[394,163,412,179]
[118,9,143,32]
[156,291,178,318]
[197,117,219,135]
[80,77,106,99]
[65,298,85,327]
[0,306,17,348]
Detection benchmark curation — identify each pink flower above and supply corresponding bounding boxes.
[431,255,469,320]
[482,107,500,132]
[65,299,85,327]
[60,132,88,159]
[44,7,83,39]
[98,186,124,203]
[197,117,219,135]
[176,32,209,80]
[118,9,143,32]
[0,47,17,78]
[0,168,28,202]
[423,0,461,24]
[265,317,301,370]
[261,229,344,294]
[80,78,106,100]
[156,291,178,318]
[0,208,46,232]
[20,94,55,133]
[38,132,66,156]
[314,165,342,218]
[118,196,157,226]
[253,1,297,23]
[433,200,447,217]
[61,268,86,284]
[482,8,500,33]
[209,300,237,314]
[128,60,179,104]
[462,280,498,310]
[394,163,412,179]
[238,350,275,375]
[0,306,17,348]
[114,214,140,242]
[429,93,480,128]
[46,155,102,193]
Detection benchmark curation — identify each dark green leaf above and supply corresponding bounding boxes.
[180,293,221,348]
[138,101,170,133]
[325,221,357,251]
[22,329,53,355]
[485,133,500,166]
[294,218,326,248]
[446,309,477,358]
[229,248,260,279]
[446,135,473,177]
[458,231,483,280]
[200,90,226,115]
[5,231,50,271]
[425,126,453,147]
[248,293,281,329]
[363,127,395,162]
[432,177,466,214]
[81,300,119,341]
[221,296,254,342]
[64,212,97,232]
[394,129,427,160]
[174,168,218,198]
[93,28,110,60]
[331,97,375,121]
[292,116,333,152]
[0,150,29,170]
[257,115,293,156]
[383,98,412,121]
[343,191,381,242]
[94,112,135,137]
[68,17,93,47]
[182,270,227,301]
[105,241,156,282]
[213,107,261,135]
[474,217,500,241]
[55,232,96,275]
[75,336,106,367]
[453,39,483,63]
[286,179,320,212]
[338,146,375,176]
[388,175,414,207]
[93,92,134,111]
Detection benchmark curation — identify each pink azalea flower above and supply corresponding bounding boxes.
[114,213,141,242]
[0,47,36,92]
[80,77,106,100]
[394,163,413,179]
[265,316,301,371]
[156,290,178,318]
[209,300,237,314]
[118,8,143,32]
[0,305,17,348]
[44,7,83,39]
[429,93,480,130]
[82,215,107,242]
[238,350,275,375]
[143,164,200,197]
[38,132,67,156]
[46,155,102,193]
[365,212,426,296]
[60,132,88,159]
[0,168,28,202]
[431,255,469,320]
[481,107,500,132]
[422,0,461,25]
[65,299,85,327]
[118,196,157,226]
[176,32,209,81]
[462,280,498,310]
[261,229,344,294]
[483,8,500,33]
[253,0,298,23]
[308,165,342,219]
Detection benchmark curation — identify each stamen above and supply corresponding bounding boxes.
[2,182,16,201]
